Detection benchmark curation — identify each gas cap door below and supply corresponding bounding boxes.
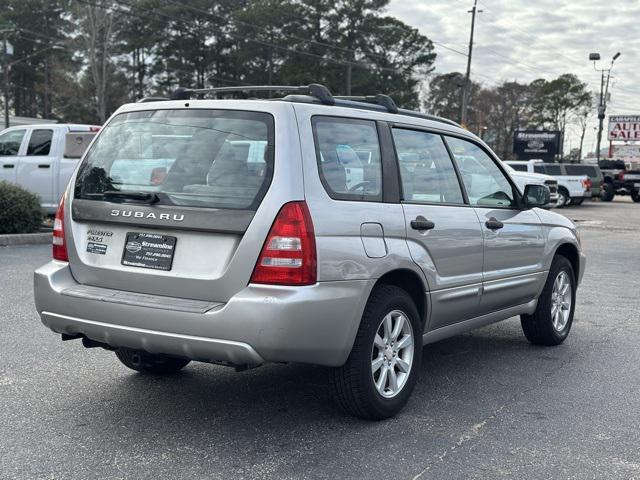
[360,222,387,258]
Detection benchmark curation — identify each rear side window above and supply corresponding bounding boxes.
[312,117,382,201]
[542,165,562,175]
[565,165,597,177]
[0,129,26,156]
[392,129,464,204]
[75,109,274,210]
[27,129,53,156]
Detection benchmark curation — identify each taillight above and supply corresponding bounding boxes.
[52,196,69,262]
[250,201,316,286]
[618,171,625,181]
[582,178,592,190]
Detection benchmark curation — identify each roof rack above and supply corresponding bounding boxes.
[170,84,335,105]
[160,82,459,128]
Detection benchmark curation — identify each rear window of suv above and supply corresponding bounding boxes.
[74,109,274,210]
[565,165,597,177]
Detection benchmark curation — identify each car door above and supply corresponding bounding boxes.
[16,128,55,209]
[446,136,546,315]
[392,127,484,330]
[0,128,28,184]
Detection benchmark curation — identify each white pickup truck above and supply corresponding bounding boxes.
[506,160,592,207]
[0,124,99,214]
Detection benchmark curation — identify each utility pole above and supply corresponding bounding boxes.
[2,31,9,129]
[590,52,620,163]
[460,0,481,127]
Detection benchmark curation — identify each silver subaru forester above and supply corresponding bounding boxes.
[34,84,585,419]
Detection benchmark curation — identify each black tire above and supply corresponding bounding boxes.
[631,191,640,203]
[521,255,576,346]
[115,348,190,374]
[556,188,569,208]
[601,183,615,202]
[333,285,422,420]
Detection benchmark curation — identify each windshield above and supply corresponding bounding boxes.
[74,109,274,210]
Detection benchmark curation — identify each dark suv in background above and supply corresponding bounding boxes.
[598,159,640,202]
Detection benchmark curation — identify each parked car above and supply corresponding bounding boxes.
[502,163,559,207]
[34,84,585,420]
[506,160,592,207]
[598,159,640,202]
[563,163,604,198]
[0,124,100,214]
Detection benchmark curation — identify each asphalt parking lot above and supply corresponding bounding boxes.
[1,198,639,480]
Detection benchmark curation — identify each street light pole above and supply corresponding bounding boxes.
[591,52,621,162]
[460,0,481,127]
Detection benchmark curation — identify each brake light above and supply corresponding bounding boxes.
[618,171,625,181]
[89,126,101,132]
[582,178,592,190]
[52,196,69,262]
[250,201,316,286]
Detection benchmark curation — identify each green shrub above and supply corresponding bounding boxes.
[0,181,44,234]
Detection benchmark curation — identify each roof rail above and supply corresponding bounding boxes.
[137,96,170,103]
[334,94,398,114]
[170,83,335,105]
[164,82,459,128]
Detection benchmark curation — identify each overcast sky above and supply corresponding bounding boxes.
[388,0,640,155]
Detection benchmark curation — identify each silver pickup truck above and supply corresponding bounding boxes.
[0,124,99,214]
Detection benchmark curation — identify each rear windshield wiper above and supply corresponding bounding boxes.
[103,190,159,204]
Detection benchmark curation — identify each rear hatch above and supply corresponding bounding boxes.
[564,164,602,190]
[66,107,280,302]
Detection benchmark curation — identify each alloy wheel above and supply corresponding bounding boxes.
[551,271,572,332]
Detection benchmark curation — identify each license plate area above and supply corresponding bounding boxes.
[121,232,177,271]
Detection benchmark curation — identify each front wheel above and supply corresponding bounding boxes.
[115,348,190,374]
[333,285,422,420]
[631,191,640,203]
[556,189,569,208]
[521,255,576,346]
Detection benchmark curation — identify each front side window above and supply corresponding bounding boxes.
[392,129,464,204]
[75,109,274,210]
[0,129,26,156]
[313,117,382,200]
[27,129,54,156]
[447,136,516,207]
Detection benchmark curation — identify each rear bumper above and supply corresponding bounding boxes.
[34,262,373,367]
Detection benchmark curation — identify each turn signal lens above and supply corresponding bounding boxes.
[52,195,69,262]
[250,202,316,286]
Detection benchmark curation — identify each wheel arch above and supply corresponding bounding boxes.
[553,242,580,282]
[373,269,429,329]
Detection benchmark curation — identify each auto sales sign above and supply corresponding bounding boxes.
[608,115,640,140]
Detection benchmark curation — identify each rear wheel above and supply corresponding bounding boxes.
[115,348,190,374]
[333,285,422,420]
[521,255,576,346]
[631,190,640,203]
[601,183,615,202]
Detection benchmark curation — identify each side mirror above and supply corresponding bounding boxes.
[523,184,550,208]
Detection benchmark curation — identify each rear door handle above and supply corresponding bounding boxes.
[485,217,504,230]
[38,164,50,169]
[410,216,435,231]
[2,164,14,168]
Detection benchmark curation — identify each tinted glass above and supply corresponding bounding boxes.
[542,165,562,175]
[509,164,528,172]
[447,137,515,207]
[27,129,53,156]
[565,165,597,177]
[392,129,463,204]
[0,129,26,156]
[75,109,274,210]
[533,165,545,173]
[313,117,382,200]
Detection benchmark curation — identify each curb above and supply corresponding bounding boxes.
[0,232,52,247]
